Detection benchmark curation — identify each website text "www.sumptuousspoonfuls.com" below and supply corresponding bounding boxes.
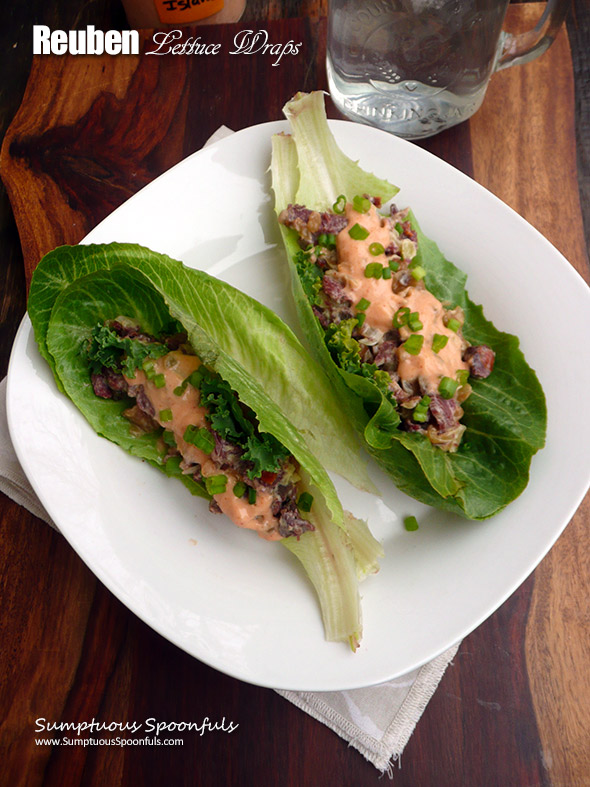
[34,717,238,748]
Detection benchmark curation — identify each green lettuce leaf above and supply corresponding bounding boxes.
[271,91,547,519]
[29,244,381,645]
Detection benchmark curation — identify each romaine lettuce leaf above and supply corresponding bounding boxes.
[29,242,374,494]
[29,245,383,645]
[271,91,547,519]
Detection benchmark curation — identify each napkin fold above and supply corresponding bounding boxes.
[0,126,459,773]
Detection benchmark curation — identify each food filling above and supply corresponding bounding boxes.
[279,196,495,452]
[88,319,314,541]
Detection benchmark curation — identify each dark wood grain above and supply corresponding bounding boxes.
[0,5,589,787]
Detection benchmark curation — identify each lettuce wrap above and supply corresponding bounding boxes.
[28,243,383,648]
[271,91,547,520]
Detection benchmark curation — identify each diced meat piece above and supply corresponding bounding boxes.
[463,345,495,379]
[110,320,155,343]
[105,369,127,393]
[210,432,243,468]
[122,404,158,433]
[373,340,399,371]
[209,499,222,514]
[401,418,424,433]
[322,273,350,304]
[384,243,399,256]
[402,221,417,242]
[278,204,348,245]
[277,499,314,538]
[366,194,382,208]
[135,386,155,417]
[429,395,459,432]
[165,332,188,350]
[91,373,112,399]
[312,305,330,329]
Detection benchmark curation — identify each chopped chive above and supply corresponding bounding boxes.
[327,233,336,246]
[364,262,383,279]
[369,242,385,256]
[297,492,314,513]
[411,265,426,281]
[185,370,203,388]
[438,376,460,399]
[432,334,449,353]
[382,266,392,280]
[447,318,461,332]
[393,306,410,328]
[205,474,228,495]
[356,313,366,328]
[159,408,173,422]
[248,486,257,505]
[153,373,166,389]
[233,481,247,498]
[408,311,423,332]
[389,259,400,272]
[142,359,156,379]
[412,395,431,423]
[184,425,215,454]
[404,515,419,532]
[163,430,176,446]
[456,369,470,385]
[348,223,370,241]
[357,298,371,311]
[333,194,346,214]
[317,233,328,247]
[403,334,424,355]
[353,195,371,214]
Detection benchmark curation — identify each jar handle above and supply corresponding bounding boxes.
[495,0,569,71]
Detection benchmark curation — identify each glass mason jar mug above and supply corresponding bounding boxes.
[327,0,569,139]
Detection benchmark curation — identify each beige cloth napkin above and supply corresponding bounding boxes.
[0,125,459,772]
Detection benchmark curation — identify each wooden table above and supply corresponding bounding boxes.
[1,4,589,785]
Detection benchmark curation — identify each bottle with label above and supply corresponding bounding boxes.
[122,0,245,27]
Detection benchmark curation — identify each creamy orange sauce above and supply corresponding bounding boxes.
[126,351,281,540]
[336,204,467,394]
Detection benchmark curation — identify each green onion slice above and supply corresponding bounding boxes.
[159,408,173,422]
[446,318,461,333]
[297,492,314,513]
[248,486,257,505]
[348,223,370,241]
[404,516,419,532]
[184,425,215,454]
[356,313,366,328]
[233,481,247,498]
[153,373,166,389]
[382,267,392,280]
[333,194,346,214]
[456,369,469,385]
[393,307,410,328]
[403,334,424,355]
[438,376,460,399]
[432,334,449,353]
[352,195,371,214]
[389,259,400,272]
[369,242,385,256]
[411,266,426,281]
[408,311,423,332]
[364,262,383,279]
[356,298,371,311]
[205,474,228,495]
